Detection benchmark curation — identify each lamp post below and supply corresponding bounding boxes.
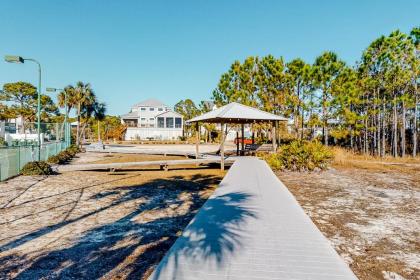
[5,55,42,160]
[46,87,68,145]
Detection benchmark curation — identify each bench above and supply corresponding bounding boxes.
[243,143,273,155]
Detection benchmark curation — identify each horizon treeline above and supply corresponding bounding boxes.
[209,27,419,157]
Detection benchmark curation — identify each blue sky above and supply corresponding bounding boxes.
[1,0,419,116]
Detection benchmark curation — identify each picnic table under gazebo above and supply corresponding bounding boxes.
[186,102,287,170]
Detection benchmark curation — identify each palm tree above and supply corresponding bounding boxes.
[93,102,106,142]
[78,101,106,143]
[57,86,77,117]
[73,82,96,145]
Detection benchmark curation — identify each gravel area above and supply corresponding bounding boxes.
[0,152,223,279]
[277,163,420,280]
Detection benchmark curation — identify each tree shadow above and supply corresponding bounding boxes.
[149,191,257,280]
[0,173,253,280]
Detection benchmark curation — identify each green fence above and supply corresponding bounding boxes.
[0,122,71,181]
[0,141,69,181]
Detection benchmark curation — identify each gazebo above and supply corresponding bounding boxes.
[186,102,287,170]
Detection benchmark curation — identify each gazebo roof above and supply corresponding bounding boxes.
[186,102,287,124]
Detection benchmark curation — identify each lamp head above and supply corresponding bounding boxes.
[4,55,24,63]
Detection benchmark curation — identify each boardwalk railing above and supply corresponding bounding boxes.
[150,157,357,280]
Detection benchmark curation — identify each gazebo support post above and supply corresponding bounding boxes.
[251,124,255,145]
[220,122,225,170]
[272,121,277,152]
[241,123,245,155]
[195,122,200,159]
[236,130,239,156]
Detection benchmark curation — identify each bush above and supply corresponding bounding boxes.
[67,144,82,154]
[21,161,54,176]
[47,145,82,165]
[261,140,334,171]
[57,151,73,162]
[0,137,7,147]
[47,155,62,164]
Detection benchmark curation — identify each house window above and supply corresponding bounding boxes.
[149,124,155,127]
[158,108,163,111]
[140,107,146,111]
[141,124,146,127]
[141,118,146,121]
[166,117,174,128]
[149,118,154,121]
[175,118,182,128]
[149,107,154,111]
[124,120,137,127]
[157,117,164,128]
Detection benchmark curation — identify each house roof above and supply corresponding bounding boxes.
[186,102,287,124]
[120,112,138,119]
[132,98,167,108]
[155,110,183,118]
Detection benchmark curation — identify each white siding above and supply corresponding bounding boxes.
[125,127,182,140]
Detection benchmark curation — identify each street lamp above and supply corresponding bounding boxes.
[46,87,68,146]
[4,55,42,161]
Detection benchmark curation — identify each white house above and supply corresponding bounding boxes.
[121,99,183,140]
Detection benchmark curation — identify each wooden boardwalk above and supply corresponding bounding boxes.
[149,157,357,280]
[58,157,237,172]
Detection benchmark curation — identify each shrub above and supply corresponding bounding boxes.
[21,161,54,176]
[261,140,334,171]
[47,155,62,164]
[57,151,73,163]
[67,144,82,154]
[47,145,81,165]
[0,137,7,147]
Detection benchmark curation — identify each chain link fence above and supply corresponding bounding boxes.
[0,123,70,181]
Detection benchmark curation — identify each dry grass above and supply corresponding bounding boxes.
[332,147,420,173]
[277,149,420,280]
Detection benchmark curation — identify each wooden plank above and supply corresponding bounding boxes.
[150,157,358,280]
[59,158,236,172]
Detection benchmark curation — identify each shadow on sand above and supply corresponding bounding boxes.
[0,173,255,280]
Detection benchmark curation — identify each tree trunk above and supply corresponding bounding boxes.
[78,121,87,146]
[377,93,381,156]
[401,100,406,157]
[413,89,418,157]
[364,117,368,154]
[98,120,101,142]
[322,89,328,146]
[393,94,398,157]
[301,103,305,140]
[76,103,81,146]
[382,99,386,157]
[295,82,300,138]
[373,115,377,156]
